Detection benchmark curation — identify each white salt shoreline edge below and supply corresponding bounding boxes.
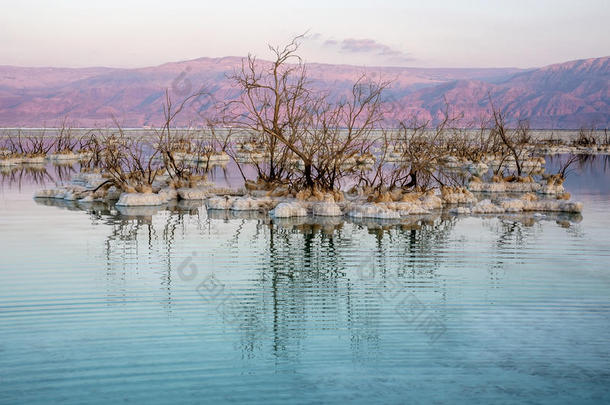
[34,180,583,218]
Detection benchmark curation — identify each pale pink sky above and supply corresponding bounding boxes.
[1,0,609,68]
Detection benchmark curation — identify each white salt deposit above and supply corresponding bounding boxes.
[34,188,66,199]
[523,200,583,213]
[449,206,472,215]
[47,152,80,161]
[231,197,266,211]
[468,181,541,193]
[441,187,477,204]
[401,204,431,215]
[207,195,273,211]
[348,204,401,219]
[0,157,22,166]
[472,199,505,214]
[22,156,46,164]
[270,202,308,218]
[177,188,208,200]
[71,172,106,188]
[312,201,343,216]
[499,198,526,212]
[419,194,443,210]
[207,196,233,210]
[158,188,178,202]
[538,183,565,195]
[385,202,430,216]
[116,193,164,206]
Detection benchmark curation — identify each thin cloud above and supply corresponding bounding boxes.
[326,37,414,64]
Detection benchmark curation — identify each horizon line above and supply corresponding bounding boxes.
[1,54,608,72]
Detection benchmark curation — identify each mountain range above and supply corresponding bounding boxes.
[0,56,608,128]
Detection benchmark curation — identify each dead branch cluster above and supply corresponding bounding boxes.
[3,36,604,194]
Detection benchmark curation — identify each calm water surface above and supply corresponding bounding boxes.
[0,156,609,404]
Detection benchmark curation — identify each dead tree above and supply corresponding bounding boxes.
[225,35,389,191]
[489,98,525,177]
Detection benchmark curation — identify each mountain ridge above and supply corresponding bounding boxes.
[0,56,607,128]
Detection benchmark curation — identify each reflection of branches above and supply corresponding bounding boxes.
[51,163,77,183]
[546,153,610,175]
[0,165,53,191]
[73,204,203,311]
[479,213,582,284]
[481,216,540,284]
[224,215,457,360]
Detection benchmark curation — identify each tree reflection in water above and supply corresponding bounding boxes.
[26,156,590,362]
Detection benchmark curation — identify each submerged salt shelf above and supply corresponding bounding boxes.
[33,161,585,222]
[32,192,584,230]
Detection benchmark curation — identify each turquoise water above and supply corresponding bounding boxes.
[0,157,609,404]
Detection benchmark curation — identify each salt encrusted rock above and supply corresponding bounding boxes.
[231,197,257,211]
[208,186,245,196]
[449,206,472,215]
[71,171,103,183]
[386,201,430,216]
[419,193,443,210]
[348,203,400,219]
[538,183,565,195]
[116,193,164,206]
[207,195,275,211]
[177,187,208,200]
[313,201,343,216]
[468,181,541,193]
[71,172,107,189]
[158,187,178,202]
[468,181,504,193]
[22,156,46,164]
[236,196,274,211]
[47,152,80,161]
[441,187,477,204]
[503,182,540,193]
[0,157,22,166]
[523,200,583,213]
[554,201,583,213]
[34,188,66,199]
[313,195,343,216]
[63,187,88,201]
[470,195,581,214]
[402,204,431,215]
[472,199,505,214]
[207,196,232,210]
[270,202,308,218]
[499,198,525,212]
[253,197,275,210]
